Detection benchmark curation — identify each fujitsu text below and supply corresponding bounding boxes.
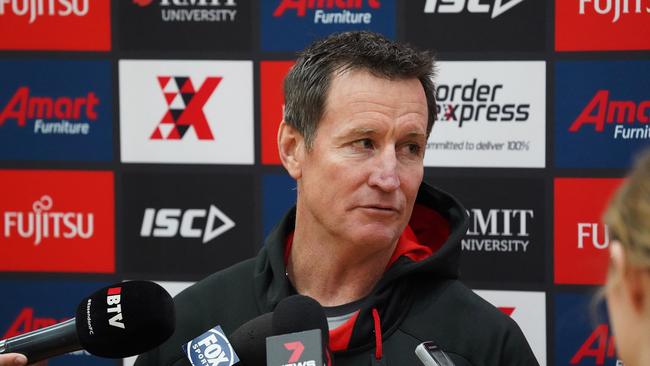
[0,0,89,24]
[3,195,94,245]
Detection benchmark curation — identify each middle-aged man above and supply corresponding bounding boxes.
[134,31,539,366]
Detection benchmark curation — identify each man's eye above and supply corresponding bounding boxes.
[406,143,422,155]
[352,139,374,149]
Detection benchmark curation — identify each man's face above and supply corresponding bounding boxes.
[294,68,428,251]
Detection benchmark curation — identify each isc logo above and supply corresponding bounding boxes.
[107,287,125,329]
[140,205,235,244]
[424,0,525,18]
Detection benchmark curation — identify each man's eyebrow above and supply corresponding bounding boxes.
[404,130,427,139]
[337,127,377,137]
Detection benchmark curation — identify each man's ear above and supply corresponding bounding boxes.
[278,121,304,180]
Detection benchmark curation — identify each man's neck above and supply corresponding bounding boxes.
[287,216,398,307]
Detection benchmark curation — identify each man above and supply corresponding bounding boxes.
[135,31,538,366]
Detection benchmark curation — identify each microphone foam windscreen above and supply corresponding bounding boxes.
[229,312,273,366]
[272,295,329,345]
[75,280,175,358]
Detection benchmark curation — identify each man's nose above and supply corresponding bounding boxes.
[368,147,400,192]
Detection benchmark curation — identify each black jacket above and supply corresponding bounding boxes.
[135,182,539,366]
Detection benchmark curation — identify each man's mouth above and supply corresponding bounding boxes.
[359,205,398,212]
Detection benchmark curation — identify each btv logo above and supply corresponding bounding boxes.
[424,0,526,18]
[150,76,221,140]
[140,205,235,243]
[106,287,125,329]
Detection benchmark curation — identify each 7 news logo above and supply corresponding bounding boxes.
[284,341,306,365]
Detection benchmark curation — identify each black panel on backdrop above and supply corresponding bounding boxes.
[403,0,545,52]
[122,172,256,279]
[425,176,545,284]
[118,0,252,52]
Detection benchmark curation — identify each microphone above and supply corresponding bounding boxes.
[267,295,330,366]
[415,341,455,366]
[0,281,175,363]
[229,312,273,366]
[228,295,330,366]
[272,295,329,353]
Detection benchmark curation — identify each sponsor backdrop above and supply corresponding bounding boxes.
[0,1,648,365]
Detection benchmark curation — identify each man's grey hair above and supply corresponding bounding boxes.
[283,31,437,148]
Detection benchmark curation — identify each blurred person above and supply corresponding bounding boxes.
[604,149,650,366]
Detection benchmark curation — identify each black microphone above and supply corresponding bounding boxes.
[272,295,329,353]
[228,295,330,366]
[229,312,273,366]
[267,295,330,366]
[0,280,175,363]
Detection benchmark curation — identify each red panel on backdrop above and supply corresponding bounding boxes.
[554,178,622,285]
[556,0,650,51]
[0,170,115,273]
[0,0,111,51]
[261,61,294,165]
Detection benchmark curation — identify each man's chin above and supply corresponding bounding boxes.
[350,225,402,248]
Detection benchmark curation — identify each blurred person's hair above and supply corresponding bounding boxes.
[591,148,650,322]
[604,149,650,273]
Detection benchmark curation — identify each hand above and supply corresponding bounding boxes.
[0,354,47,366]
[0,354,27,366]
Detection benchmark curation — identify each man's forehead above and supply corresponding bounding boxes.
[323,69,425,110]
